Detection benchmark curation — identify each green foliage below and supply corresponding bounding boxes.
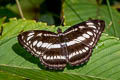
[0,18,120,80]
[0,71,27,80]
[64,0,120,37]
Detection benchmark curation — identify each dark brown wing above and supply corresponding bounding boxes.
[18,30,67,70]
[63,19,105,66]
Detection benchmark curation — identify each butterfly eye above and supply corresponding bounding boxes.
[18,19,105,70]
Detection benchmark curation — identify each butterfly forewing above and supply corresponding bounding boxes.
[18,19,105,70]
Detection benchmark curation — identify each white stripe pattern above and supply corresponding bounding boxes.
[86,22,94,26]
[83,33,90,38]
[37,33,42,36]
[44,55,66,60]
[87,31,93,36]
[48,44,61,49]
[89,26,96,29]
[28,32,34,36]
[27,35,34,41]
[34,35,91,49]
[37,41,42,47]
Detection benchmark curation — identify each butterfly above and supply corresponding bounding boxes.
[18,19,105,70]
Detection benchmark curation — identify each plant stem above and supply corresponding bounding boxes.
[16,0,25,19]
[106,0,117,36]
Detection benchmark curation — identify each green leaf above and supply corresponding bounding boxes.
[0,71,28,80]
[0,17,6,25]
[0,18,56,41]
[0,64,108,80]
[0,19,120,80]
[64,0,120,37]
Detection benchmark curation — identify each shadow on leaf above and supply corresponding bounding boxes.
[12,43,46,69]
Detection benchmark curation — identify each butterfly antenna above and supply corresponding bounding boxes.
[60,16,65,26]
[60,0,65,26]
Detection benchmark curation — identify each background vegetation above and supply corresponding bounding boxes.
[0,0,120,80]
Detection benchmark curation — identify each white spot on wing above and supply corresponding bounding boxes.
[85,47,89,50]
[98,22,101,26]
[89,26,96,29]
[37,33,42,36]
[77,36,85,41]
[26,42,29,45]
[76,51,79,54]
[61,42,66,45]
[66,38,83,46]
[41,43,48,48]
[30,45,32,48]
[87,31,93,36]
[22,36,24,39]
[33,40,38,46]
[44,34,55,36]
[43,55,46,59]
[96,30,98,33]
[57,56,60,59]
[50,56,53,59]
[74,28,78,31]
[48,44,61,49]
[36,51,41,55]
[98,27,100,30]
[54,56,57,59]
[28,41,31,44]
[23,40,26,42]
[37,41,42,47]
[33,48,36,52]
[27,35,33,41]
[44,34,47,36]
[66,40,77,46]
[92,37,95,41]
[94,33,96,37]
[73,52,76,56]
[69,52,77,59]
[82,49,86,53]
[79,26,85,29]
[46,43,52,48]
[89,42,93,45]
[69,53,72,59]
[79,50,82,54]
[47,56,50,60]
[28,32,34,36]
[93,30,96,32]
[61,56,66,59]
[23,44,27,48]
[83,33,90,38]
[86,22,94,26]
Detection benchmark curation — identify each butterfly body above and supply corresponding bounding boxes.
[18,19,105,70]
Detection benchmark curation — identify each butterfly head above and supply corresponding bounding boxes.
[57,28,62,34]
